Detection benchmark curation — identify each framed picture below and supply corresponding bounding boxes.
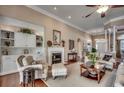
[69,39,75,50]
[53,30,61,45]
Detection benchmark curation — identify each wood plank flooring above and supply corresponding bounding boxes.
[0,62,77,87]
[0,73,47,87]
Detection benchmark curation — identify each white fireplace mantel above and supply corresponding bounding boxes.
[48,47,65,65]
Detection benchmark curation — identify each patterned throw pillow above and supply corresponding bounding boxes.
[17,55,25,67]
[102,55,112,61]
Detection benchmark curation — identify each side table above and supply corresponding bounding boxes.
[23,68,35,87]
[68,52,77,62]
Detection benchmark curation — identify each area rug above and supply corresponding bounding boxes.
[44,62,113,87]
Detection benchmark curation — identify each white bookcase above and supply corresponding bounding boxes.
[0,29,45,75]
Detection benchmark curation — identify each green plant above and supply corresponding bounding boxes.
[88,48,97,65]
[20,28,32,34]
[92,48,97,53]
[88,53,96,65]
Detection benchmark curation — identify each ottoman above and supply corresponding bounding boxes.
[52,63,67,79]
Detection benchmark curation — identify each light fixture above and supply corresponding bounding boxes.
[96,5,109,13]
[68,16,72,19]
[53,6,57,10]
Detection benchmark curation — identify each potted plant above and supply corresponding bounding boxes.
[20,28,33,34]
[88,48,97,66]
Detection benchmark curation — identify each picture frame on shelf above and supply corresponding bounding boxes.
[53,30,61,45]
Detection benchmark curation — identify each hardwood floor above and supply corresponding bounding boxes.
[0,73,47,87]
[0,62,76,87]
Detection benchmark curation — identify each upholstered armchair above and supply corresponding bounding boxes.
[97,53,115,70]
[16,55,48,84]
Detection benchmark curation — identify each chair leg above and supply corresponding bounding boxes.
[65,75,67,79]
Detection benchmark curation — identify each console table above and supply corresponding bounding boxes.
[68,52,77,62]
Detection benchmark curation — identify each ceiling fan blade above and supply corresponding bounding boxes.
[86,5,97,7]
[83,9,97,18]
[111,5,124,8]
[85,12,94,18]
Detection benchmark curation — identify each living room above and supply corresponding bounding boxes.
[0,3,124,89]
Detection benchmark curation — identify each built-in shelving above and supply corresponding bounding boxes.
[36,35,43,47]
[0,30,14,47]
[0,17,45,76]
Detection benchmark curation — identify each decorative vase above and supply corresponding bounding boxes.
[5,41,10,46]
[2,49,8,55]
[61,40,65,47]
[6,32,10,38]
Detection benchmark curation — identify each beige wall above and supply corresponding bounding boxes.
[0,5,91,60]
[92,32,124,54]
[92,34,105,48]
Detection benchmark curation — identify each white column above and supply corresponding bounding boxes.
[108,29,111,52]
[105,29,108,52]
[113,26,116,54]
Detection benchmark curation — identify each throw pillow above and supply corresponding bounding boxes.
[17,55,25,67]
[26,56,34,65]
[102,55,112,61]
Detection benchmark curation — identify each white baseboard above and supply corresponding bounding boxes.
[0,70,18,76]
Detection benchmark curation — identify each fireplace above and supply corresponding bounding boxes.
[48,47,65,65]
[52,53,62,64]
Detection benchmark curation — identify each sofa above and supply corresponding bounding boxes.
[16,55,48,84]
[114,63,124,87]
[97,53,115,70]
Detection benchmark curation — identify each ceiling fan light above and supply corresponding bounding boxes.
[96,6,109,13]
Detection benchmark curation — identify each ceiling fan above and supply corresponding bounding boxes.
[83,5,124,18]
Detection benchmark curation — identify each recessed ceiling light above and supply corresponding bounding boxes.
[68,16,72,19]
[54,7,57,10]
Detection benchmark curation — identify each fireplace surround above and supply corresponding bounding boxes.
[48,47,65,65]
[52,52,62,64]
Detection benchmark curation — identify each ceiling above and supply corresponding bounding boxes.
[36,5,124,33]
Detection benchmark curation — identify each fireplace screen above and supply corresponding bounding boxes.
[52,53,62,64]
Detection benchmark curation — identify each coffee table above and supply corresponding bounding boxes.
[80,63,105,83]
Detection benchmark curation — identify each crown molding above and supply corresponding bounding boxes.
[86,27,105,36]
[0,16,44,31]
[104,15,124,25]
[26,5,88,33]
